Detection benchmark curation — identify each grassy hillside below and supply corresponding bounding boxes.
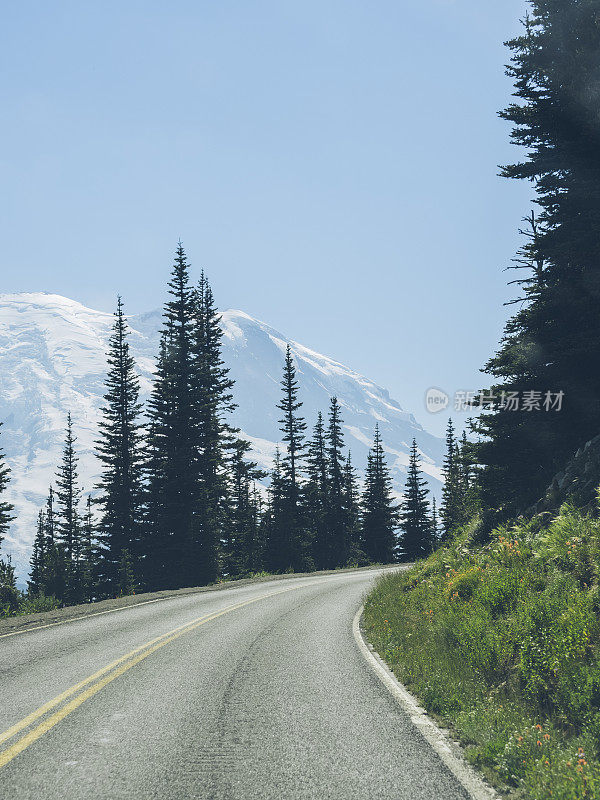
[364,505,600,799]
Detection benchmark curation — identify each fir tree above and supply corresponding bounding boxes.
[95,296,143,595]
[475,2,600,512]
[42,486,65,600]
[440,419,461,539]
[399,440,433,560]
[325,397,348,568]
[306,412,329,569]
[145,243,199,589]
[0,422,14,548]
[28,509,46,596]
[361,425,398,564]
[55,413,83,603]
[222,438,264,577]
[193,273,238,585]
[343,451,365,565]
[270,346,310,572]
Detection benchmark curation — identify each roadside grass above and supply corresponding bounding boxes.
[0,593,60,618]
[363,507,600,799]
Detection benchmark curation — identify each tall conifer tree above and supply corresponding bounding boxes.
[193,273,238,585]
[399,440,433,560]
[306,413,329,569]
[361,425,398,564]
[28,510,46,596]
[55,413,83,602]
[271,346,310,571]
[325,397,348,568]
[96,297,143,594]
[145,243,199,589]
[475,2,600,512]
[440,419,461,539]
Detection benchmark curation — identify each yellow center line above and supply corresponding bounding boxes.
[0,585,301,769]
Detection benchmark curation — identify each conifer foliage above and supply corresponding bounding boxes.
[475,1,600,514]
[95,297,143,595]
[361,425,399,564]
[399,440,432,560]
[16,242,445,610]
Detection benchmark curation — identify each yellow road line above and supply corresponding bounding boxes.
[0,586,299,769]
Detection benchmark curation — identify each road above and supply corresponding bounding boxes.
[0,569,470,799]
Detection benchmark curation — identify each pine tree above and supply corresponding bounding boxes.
[222,438,264,577]
[55,413,83,603]
[361,425,398,564]
[145,243,200,589]
[28,509,46,596]
[325,397,349,568]
[440,419,461,539]
[43,486,65,600]
[263,448,287,572]
[475,2,600,513]
[399,440,433,561]
[0,422,14,548]
[270,346,310,572]
[95,296,143,595]
[343,451,365,565]
[193,273,238,585]
[306,412,329,569]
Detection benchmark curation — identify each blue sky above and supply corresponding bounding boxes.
[2,0,530,436]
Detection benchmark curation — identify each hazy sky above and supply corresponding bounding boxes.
[2,0,531,436]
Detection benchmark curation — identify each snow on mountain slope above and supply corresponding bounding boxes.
[0,292,443,577]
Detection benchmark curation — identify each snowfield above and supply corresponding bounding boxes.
[0,293,443,577]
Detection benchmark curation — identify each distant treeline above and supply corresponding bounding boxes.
[0,245,475,607]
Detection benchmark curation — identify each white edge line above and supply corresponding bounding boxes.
[353,605,499,800]
[0,597,168,640]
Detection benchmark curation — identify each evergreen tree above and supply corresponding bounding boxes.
[193,273,238,585]
[0,423,14,548]
[440,419,461,539]
[263,448,287,572]
[306,412,329,569]
[399,440,433,560]
[42,486,65,600]
[145,243,200,589]
[222,438,264,577]
[28,509,46,596]
[475,2,600,513]
[55,413,83,603]
[325,397,348,568]
[270,347,310,572]
[343,451,365,565]
[361,425,398,564]
[95,297,143,595]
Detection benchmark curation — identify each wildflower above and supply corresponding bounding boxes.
[536,724,542,731]
[544,734,550,741]
[545,760,550,766]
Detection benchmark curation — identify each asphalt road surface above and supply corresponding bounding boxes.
[0,569,470,799]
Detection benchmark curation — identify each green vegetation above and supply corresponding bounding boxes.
[364,505,600,799]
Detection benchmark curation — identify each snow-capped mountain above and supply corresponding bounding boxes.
[0,293,443,577]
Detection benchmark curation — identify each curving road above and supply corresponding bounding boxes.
[0,569,470,799]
